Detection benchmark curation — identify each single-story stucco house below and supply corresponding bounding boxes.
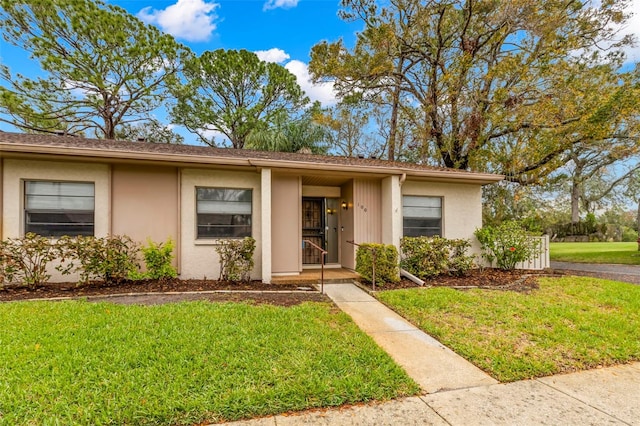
[0,132,504,283]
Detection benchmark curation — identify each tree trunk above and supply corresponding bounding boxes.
[637,198,640,251]
[387,59,404,162]
[571,180,581,224]
[388,85,399,162]
[569,155,584,225]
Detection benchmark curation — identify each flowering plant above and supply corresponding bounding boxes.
[475,221,541,270]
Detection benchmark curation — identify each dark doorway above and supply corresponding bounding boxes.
[302,197,324,264]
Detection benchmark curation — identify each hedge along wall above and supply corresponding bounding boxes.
[355,243,399,285]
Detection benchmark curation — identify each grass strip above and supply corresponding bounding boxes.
[378,277,640,381]
[0,300,418,425]
[550,242,640,264]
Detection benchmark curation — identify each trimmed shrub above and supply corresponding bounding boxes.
[0,233,57,288]
[474,221,541,270]
[215,237,255,282]
[57,235,139,284]
[549,218,603,238]
[134,238,178,280]
[400,236,450,278]
[400,236,475,279]
[355,243,399,285]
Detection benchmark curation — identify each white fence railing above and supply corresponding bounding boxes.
[516,235,550,270]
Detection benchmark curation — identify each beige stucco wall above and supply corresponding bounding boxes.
[401,180,483,251]
[272,174,301,274]
[302,185,341,198]
[111,165,179,264]
[1,159,111,282]
[180,168,262,280]
[0,159,3,240]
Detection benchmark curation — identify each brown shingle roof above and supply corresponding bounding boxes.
[0,131,503,183]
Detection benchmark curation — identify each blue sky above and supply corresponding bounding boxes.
[120,0,362,105]
[126,0,359,59]
[1,0,640,138]
[0,0,363,137]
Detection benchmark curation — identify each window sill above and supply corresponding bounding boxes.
[194,239,223,246]
[194,238,250,246]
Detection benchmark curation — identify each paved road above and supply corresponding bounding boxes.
[551,261,640,285]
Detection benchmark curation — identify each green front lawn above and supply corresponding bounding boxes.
[0,301,418,425]
[378,277,640,382]
[551,241,640,264]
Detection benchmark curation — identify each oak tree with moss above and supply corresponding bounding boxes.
[310,0,639,183]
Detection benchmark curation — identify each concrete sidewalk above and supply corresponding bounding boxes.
[223,362,640,425]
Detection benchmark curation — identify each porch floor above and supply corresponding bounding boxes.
[270,268,359,285]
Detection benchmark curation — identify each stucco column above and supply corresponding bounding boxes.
[381,175,402,251]
[261,168,272,284]
[0,158,4,240]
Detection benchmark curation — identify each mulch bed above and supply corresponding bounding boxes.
[361,268,560,293]
[0,279,326,306]
[1,269,561,305]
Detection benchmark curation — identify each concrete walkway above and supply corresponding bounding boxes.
[551,261,640,285]
[269,362,639,425]
[321,283,497,393]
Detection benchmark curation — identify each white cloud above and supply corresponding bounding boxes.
[255,48,290,64]
[138,0,219,43]
[198,128,231,146]
[588,0,640,63]
[263,0,299,11]
[619,0,640,62]
[285,60,337,106]
[253,49,337,106]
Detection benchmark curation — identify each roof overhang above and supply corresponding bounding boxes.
[0,142,504,185]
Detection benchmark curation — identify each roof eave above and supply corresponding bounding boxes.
[0,142,504,184]
[248,157,504,184]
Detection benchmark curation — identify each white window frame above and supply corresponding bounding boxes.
[24,180,95,237]
[402,195,443,237]
[195,187,252,239]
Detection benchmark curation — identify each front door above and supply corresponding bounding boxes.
[302,198,324,264]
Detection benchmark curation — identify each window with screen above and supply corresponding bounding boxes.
[196,188,252,238]
[24,181,95,237]
[402,195,442,237]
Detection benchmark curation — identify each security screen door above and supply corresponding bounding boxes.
[302,197,324,264]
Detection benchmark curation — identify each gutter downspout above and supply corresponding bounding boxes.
[401,269,424,286]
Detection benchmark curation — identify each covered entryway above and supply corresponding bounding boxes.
[270,172,389,280]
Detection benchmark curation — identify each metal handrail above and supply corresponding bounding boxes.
[303,239,328,294]
[346,240,377,290]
